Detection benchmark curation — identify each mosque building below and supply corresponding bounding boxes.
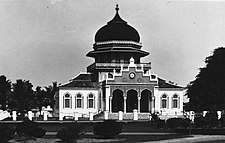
[55,5,184,120]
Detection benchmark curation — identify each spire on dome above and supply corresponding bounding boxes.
[107,4,127,24]
[115,4,119,12]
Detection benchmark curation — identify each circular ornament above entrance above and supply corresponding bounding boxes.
[129,72,135,79]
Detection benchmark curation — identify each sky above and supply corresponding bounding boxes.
[1,0,225,88]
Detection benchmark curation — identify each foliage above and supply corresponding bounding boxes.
[56,123,84,142]
[93,120,123,139]
[186,47,225,112]
[194,116,207,128]
[205,112,219,128]
[9,79,37,115]
[220,114,225,127]
[150,113,166,129]
[166,118,190,129]
[0,75,12,110]
[0,124,15,142]
[16,119,46,140]
[35,82,58,111]
[194,112,219,128]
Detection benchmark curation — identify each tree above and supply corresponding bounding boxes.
[35,82,58,110]
[186,47,225,112]
[9,79,37,115]
[0,75,12,110]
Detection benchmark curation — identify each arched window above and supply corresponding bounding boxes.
[161,94,168,109]
[108,73,113,78]
[64,93,71,108]
[76,94,83,108]
[88,94,95,109]
[172,94,179,108]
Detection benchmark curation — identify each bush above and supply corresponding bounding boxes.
[56,123,84,142]
[194,112,219,128]
[166,118,191,129]
[205,112,219,128]
[93,120,123,139]
[0,124,15,142]
[220,114,225,127]
[194,116,206,128]
[16,119,46,139]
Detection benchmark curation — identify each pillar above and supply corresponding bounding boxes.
[59,112,63,120]
[89,112,94,121]
[118,111,123,121]
[138,97,141,113]
[152,96,155,113]
[74,112,78,121]
[133,109,138,120]
[149,114,152,121]
[124,97,127,113]
[109,97,112,113]
[28,111,33,121]
[104,110,109,120]
[203,111,207,117]
[43,111,48,121]
[217,111,222,120]
[12,111,17,121]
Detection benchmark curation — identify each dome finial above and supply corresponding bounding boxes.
[115,4,119,12]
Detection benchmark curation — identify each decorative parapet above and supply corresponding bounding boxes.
[95,40,142,46]
[87,62,151,72]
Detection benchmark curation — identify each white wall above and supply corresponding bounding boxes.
[59,89,99,120]
[154,87,184,116]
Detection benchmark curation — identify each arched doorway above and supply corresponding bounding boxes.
[126,89,138,112]
[112,89,124,112]
[141,89,151,112]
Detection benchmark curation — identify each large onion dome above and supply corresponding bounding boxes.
[94,5,140,43]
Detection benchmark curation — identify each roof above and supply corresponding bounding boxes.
[59,73,98,88]
[94,5,140,43]
[158,78,183,88]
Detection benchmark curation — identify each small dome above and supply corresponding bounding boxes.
[94,5,140,43]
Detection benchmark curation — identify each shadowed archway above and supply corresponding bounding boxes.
[126,89,138,112]
[140,89,151,112]
[112,89,124,112]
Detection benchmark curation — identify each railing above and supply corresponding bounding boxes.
[87,62,151,71]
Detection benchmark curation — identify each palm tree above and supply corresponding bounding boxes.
[0,75,12,110]
[9,79,37,116]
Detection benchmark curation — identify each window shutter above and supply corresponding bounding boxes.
[171,97,173,109]
[63,97,64,108]
[94,96,96,109]
[160,97,162,109]
[178,96,180,109]
[82,96,84,109]
[167,97,169,109]
[75,97,76,109]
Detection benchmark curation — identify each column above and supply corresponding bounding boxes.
[152,96,155,114]
[124,97,127,113]
[109,97,112,113]
[138,97,141,113]
[12,111,17,121]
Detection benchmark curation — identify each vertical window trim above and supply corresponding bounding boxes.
[64,93,71,109]
[76,93,83,109]
[88,93,95,109]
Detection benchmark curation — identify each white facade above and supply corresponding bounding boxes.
[59,88,99,120]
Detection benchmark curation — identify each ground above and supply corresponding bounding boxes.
[8,132,225,143]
